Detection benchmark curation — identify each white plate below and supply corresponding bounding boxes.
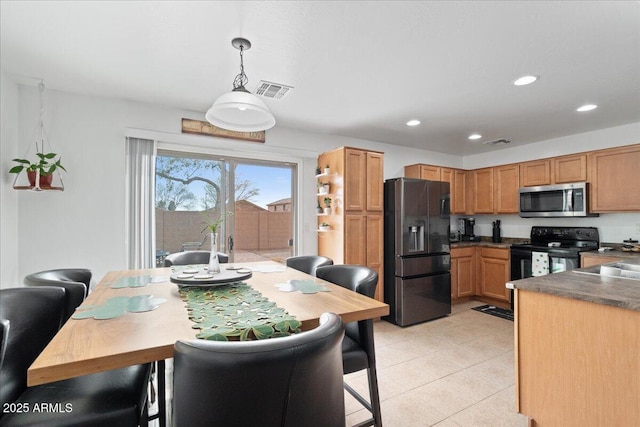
[193,274,214,280]
[177,274,194,279]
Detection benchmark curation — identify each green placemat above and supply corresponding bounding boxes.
[179,283,301,341]
[72,295,167,320]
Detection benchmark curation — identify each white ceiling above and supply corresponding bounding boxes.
[1,1,639,155]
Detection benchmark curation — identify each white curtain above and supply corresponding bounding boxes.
[125,137,156,269]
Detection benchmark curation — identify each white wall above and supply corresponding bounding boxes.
[2,83,639,287]
[4,84,463,286]
[0,73,20,287]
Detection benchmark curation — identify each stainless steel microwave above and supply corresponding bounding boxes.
[519,182,598,217]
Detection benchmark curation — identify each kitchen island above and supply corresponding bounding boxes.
[508,258,640,427]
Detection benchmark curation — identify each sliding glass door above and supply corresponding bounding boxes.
[155,151,296,264]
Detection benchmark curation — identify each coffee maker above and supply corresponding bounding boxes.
[458,217,479,241]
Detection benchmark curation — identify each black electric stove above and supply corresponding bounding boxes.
[509,226,599,310]
[511,226,599,253]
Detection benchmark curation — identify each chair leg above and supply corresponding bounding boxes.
[343,366,382,427]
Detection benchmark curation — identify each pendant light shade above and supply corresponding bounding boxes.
[206,38,275,132]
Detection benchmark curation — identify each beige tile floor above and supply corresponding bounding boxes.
[154,300,527,426]
[345,300,528,426]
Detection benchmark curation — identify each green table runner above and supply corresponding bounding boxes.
[179,283,301,341]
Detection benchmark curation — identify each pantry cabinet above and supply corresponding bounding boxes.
[318,147,385,301]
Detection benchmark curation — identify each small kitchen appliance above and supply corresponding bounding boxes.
[458,217,479,241]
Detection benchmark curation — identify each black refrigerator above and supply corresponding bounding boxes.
[383,178,451,326]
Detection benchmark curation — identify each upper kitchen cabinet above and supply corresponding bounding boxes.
[588,144,640,212]
[552,153,587,184]
[344,148,384,212]
[404,164,442,181]
[520,160,551,187]
[494,164,520,213]
[472,168,494,214]
[405,164,466,214]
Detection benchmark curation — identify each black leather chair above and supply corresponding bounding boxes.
[0,287,151,427]
[316,265,382,427]
[173,312,346,427]
[285,255,333,276]
[164,250,229,266]
[24,268,92,324]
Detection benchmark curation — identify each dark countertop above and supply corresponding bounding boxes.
[508,256,640,312]
[451,237,527,250]
[581,248,640,260]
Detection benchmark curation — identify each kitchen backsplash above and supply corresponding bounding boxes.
[451,213,640,245]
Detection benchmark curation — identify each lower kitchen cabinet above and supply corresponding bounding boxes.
[451,247,476,299]
[478,247,510,303]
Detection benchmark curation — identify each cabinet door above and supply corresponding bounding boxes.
[366,214,384,301]
[453,169,467,214]
[589,145,640,212]
[520,160,551,187]
[580,254,622,268]
[420,165,441,181]
[473,168,494,213]
[345,149,366,211]
[451,247,476,299]
[344,214,366,266]
[553,154,587,183]
[366,152,384,211]
[478,248,510,302]
[494,164,520,214]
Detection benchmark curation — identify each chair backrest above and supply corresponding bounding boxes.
[285,255,333,276]
[24,268,92,323]
[164,251,229,266]
[315,264,378,351]
[0,319,9,374]
[0,287,66,409]
[173,312,346,427]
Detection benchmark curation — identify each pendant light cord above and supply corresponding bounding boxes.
[232,44,249,90]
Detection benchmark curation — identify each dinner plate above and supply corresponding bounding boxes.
[170,268,252,286]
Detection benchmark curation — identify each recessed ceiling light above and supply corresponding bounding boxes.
[406,119,421,126]
[513,75,539,86]
[576,104,598,112]
[468,133,482,140]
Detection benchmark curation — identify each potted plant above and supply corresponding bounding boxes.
[319,222,330,231]
[324,164,330,174]
[316,200,323,214]
[315,166,322,176]
[323,197,332,215]
[318,182,329,195]
[10,152,66,188]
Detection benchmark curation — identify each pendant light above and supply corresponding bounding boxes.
[205,38,275,132]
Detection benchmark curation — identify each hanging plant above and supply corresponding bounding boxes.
[10,152,66,188]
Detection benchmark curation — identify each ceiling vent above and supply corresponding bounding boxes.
[483,138,511,146]
[255,81,293,100]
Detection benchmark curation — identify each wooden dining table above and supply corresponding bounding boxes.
[28,261,389,387]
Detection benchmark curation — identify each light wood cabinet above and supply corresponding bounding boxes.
[318,147,385,301]
[404,164,441,181]
[493,164,520,213]
[520,160,551,187]
[580,253,622,267]
[552,153,587,183]
[588,144,640,212]
[515,290,640,426]
[472,168,494,214]
[451,247,476,299]
[478,247,510,302]
[453,169,467,214]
